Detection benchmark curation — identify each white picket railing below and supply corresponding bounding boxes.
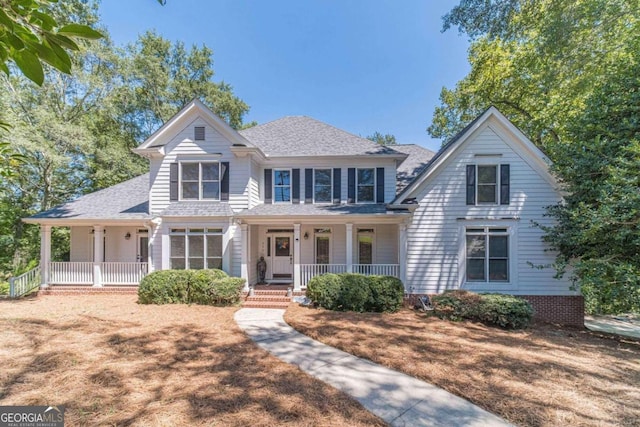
[50,262,93,284]
[353,264,399,277]
[49,262,148,286]
[102,262,149,285]
[300,264,347,287]
[9,265,41,297]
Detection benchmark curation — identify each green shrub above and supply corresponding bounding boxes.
[431,290,533,329]
[0,282,8,295]
[138,269,244,306]
[306,273,404,313]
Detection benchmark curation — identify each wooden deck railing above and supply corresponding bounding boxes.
[353,264,399,277]
[49,262,148,286]
[8,265,41,297]
[300,264,347,287]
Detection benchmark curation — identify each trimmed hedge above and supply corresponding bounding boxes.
[431,290,533,329]
[138,269,245,306]
[306,273,404,313]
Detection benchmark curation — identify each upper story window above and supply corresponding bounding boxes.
[465,227,509,282]
[181,161,220,200]
[314,169,332,203]
[274,169,291,203]
[194,126,205,141]
[466,164,510,205]
[357,168,375,203]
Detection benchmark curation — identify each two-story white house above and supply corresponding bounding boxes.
[25,100,584,324]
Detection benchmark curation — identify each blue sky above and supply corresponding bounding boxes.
[98,1,470,151]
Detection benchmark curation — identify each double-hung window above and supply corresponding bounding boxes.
[465,227,509,282]
[477,165,498,203]
[467,164,510,205]
[273,169,291,203]
[169,228,223,270]
[314,228,331,264]
[314,169,332,203]
[357,168,375,203]
[181,162,220,200]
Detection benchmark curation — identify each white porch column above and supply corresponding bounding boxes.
[293,223,301,291]
[240,223,249,290]
[92,225,104,287]
[346,223,353,273]
[398,223,408,287]
[40,225,51,288]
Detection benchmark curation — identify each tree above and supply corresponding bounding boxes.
[434,0,640,313]
[367,131,397,146]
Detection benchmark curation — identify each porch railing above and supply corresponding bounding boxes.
[49,262,148,286]
[300,264,347,287]
[353,264,400,277]
[9,264,41,297]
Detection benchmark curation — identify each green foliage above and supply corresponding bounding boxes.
[306,273,404,313]
[431,290,533,329]
[0,281,8,295]
[367,131,397,145]
[137,269,245,306]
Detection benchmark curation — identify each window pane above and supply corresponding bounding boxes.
[275,237,290,256]
[358,168,374,185]
[274,170,290,185]
[315,186,331,202]
[207,258,223,270]
[477,185,496,203]
[467,259,485,281]
[489,235,508,258]
[202,163,219,181]
[182,163,199,180]
[207,235,223,258]
[170,258,185,270]
[466,235,485,258]
[358,236,373,264]
[478,166,497,184]
[202,182,219,199]
[182,182,199,199]
[170,236,185,257]
[189,236,204,257]
[189,258,204,270]
[358,186,374,202]
[489,259,508,281]
[275,186,290,202]
[315,169,331,185]
[316,237,330,264]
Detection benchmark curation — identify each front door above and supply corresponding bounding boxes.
[138,236,149,262]
[271,234,293,280]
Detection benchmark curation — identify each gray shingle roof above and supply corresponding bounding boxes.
[29,174,150,220]
[393,144,436,193]
[161,202,234,217]
[239,116,407,158]
[237,203,396,217]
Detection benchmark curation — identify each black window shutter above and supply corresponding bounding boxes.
[333,168,341,204]
[170,163,179,201]
[466,165,476,205]
[292,168,300,204]
[500,164,510,205]
[305,169,313,203]
[264,169,272,204]
[347,168,356,203]
[220,162,230,201]
[376,167,385,203]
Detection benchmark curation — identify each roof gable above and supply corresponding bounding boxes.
[393,107,558,203]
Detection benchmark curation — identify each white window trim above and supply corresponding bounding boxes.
[458,220,518,290]
[356,168,376,204]
[356,227,376,264]
[179,161,221,201]
[313,168,333,204]
[475,164,501,206]
[273,168,293,204]
[169,227,224,270]
[314,227,332,264]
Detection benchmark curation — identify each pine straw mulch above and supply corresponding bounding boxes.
[0,295,384,427]
[285,304,640,427]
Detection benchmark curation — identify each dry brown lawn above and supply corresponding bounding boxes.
[285,305,640,427]
[0,295,384,426]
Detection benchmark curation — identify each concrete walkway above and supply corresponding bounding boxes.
[235,308,511,427]
[585,315,640,339]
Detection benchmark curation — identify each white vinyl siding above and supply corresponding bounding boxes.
[405,123,572,296]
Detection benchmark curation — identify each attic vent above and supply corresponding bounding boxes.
[194,126,205,141]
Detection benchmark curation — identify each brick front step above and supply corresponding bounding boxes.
[242,300,291,308]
